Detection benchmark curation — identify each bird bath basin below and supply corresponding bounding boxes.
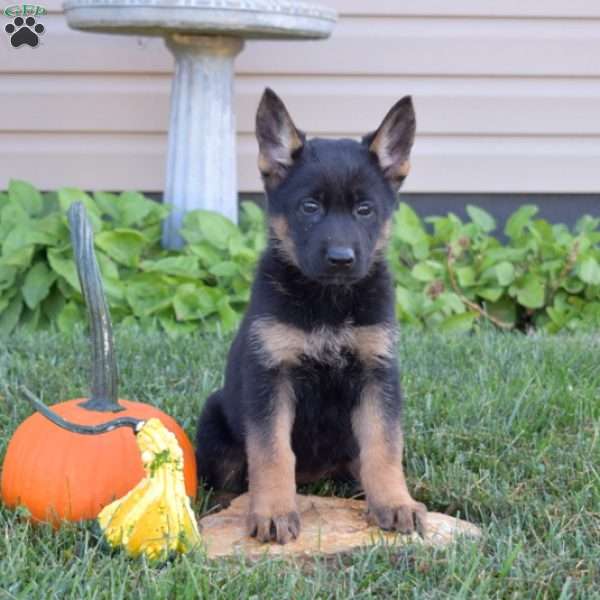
[63,0,337,247]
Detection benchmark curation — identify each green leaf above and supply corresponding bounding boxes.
[41,191,59,212]
[394,204,425,244]
[96,251,120,281]
[56,276,75,299]
[0,295,23,337]
[439,312,477,333]
[173,284,219,321]
[217,297,241,333]
[547,306,568,328]
[411,262,437,282]
[57,301,84,333]
[240,201,265,230]
[426,214,460,241]
[141,256,203,279]
[118,191,158,226]
[495,262,515,286]
[2,224,56,258]
[8,180,43,217]
[578,256,600,285]
[456,266,476,287]
[150,202,170,223]
[93,191,122,220]
[103,277,126,304]
[230,286,251,304]
[1,197,30,234]
[562,277,585,294]
[188,243,224,267]
[140,223,163,246]
[393,204,430,260]
[250,230,267,253]
[95,229,148,267]
[480,247,529,270]
[395,286,420,321]
[505,205,538,239]
[0,264,17,291]
[20,306,41,333]
[0,293,10,314]
[158,312,198,338]
[229,236,259,263]
[437,292,465,315]
[181,210,241,250]
[466,205,496,232]
[209,261,240,278]
[510,275,546,309]
[1,245,34,268]
[583,301,600,325]
[42,287,66,321]
[540,259,563,277]
[35,213,68,243]
[478,287,504,302]
[22,262,56,309]
[546,293,576,329]
[47,248,80,291]
[485,297,517,327]
[530,219,553,243]
[575,215,600,234]
[137,316,160,332]
[125,276,173,317]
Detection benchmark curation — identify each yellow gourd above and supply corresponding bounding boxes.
[98,418,201,560]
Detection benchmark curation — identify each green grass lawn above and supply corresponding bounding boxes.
[1,329,599,599]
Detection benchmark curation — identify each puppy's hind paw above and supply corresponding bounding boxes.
[247,510,301,544]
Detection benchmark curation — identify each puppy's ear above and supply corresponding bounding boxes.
[363,96,416,191]
[256,88,305,189]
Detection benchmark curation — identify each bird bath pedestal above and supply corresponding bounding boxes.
[63,0,336,248]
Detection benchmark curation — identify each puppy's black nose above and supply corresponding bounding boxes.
[326,246,355,268]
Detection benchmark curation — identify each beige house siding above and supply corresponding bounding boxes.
[2,0,600,193]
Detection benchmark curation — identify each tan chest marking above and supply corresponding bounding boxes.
[250,318,397,369]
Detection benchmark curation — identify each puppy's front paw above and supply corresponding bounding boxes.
[367,500,427,535]
[247,509,301,544]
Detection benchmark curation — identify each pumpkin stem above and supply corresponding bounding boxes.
[68,203,121,412]
[22,387,144,435]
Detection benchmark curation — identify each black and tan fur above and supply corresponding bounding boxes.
[195,88,426,544]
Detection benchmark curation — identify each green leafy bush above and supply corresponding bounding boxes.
[1,180,599,336]
[388,203,600,332]
[0,180,265,337]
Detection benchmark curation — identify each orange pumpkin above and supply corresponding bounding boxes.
[0,203,197,524]
[1,399,196,523]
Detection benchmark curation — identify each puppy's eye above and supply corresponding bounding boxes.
[300,199,321,215]
[355,202,374,217]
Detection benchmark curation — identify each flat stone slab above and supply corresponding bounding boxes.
[63,0,337,38]
[199,494,482,559]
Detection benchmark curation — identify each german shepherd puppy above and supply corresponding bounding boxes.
[195,88,426,544]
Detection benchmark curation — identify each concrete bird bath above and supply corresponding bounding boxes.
[63,0,336,248]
